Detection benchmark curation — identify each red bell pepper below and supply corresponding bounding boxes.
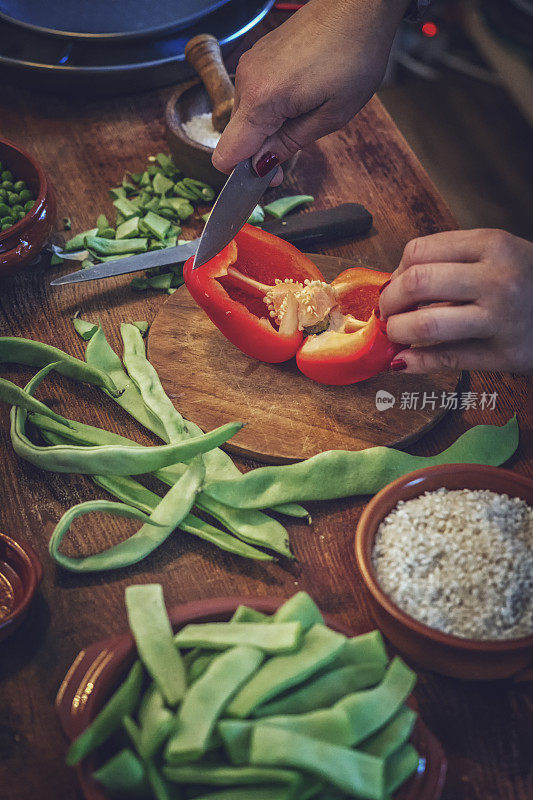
[183,224,401,384]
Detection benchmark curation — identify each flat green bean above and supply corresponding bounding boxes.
[126,584,186,706]
[226,625,346,719]
[121,323,185,443]
[49,458,204,571]
[250,725,385,800]
[85,325,166,439]
[92,747,149,795]
[385,744,419,795]
[123,714,143,752]
[205,417,519,507]
[360,706,417,758]
[72,317,98,341]
[0,372,71,426]
[66,660,143,765]
[165,646,264,764]
[231,606,269,623]
[184,790,291,800]
[90,471,275,561]
[0,335,118,394]
[162,764,301,787]
[137,683,175,760]
[254,662,387,718]
[337,657,416,745]
[335,631,389,669]
[174,622,302,653]
[272,592,323,630]
[12,367,241,476]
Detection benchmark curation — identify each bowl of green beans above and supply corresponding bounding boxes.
[0,137,56,278]
[56,591,447,800]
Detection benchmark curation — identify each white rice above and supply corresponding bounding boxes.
[372,488,533,640]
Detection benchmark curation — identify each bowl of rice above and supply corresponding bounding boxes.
[355,464,533,680]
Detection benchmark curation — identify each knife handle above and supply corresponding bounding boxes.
[261,203,373,248]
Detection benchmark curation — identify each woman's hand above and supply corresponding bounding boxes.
[212,0,409,182]
[379,229,533,373]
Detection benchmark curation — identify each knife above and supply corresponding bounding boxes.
[192,157,278,269]
[50,203,373,286]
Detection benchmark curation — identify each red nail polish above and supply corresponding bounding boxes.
[256,152,279,177]
[379,279,391,295]
[390,358,407,371]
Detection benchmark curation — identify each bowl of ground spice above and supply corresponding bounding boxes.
[355,465,533,680]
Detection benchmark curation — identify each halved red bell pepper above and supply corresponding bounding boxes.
[183,224,401,384]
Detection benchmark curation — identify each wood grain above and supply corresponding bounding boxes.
[0,12,531,800]
[148,254,460,463]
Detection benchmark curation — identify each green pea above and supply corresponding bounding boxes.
[19,189,32,202]
[0,202,10,217]
[7,192,19,206]
[1,181,14,191]
[13,180,26,192]
[1,170,13,182]
[0,189,7,201]
[1,216,14,227]
[1,223,12,231]
[17,210,26,220]
[24,201,35,212]
[11,204,23,215]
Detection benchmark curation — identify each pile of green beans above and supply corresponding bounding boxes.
[0,322,519,573]
[52,153,216,294]
[0,163,36,231]
[67,588,420,800]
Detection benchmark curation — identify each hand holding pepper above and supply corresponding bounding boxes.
[379,229,533,373]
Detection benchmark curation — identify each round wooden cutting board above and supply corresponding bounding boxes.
[147,254,460,463]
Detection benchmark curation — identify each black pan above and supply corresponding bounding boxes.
[0,0,274,94]
[0,0,235,41]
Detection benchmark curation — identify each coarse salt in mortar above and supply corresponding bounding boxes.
[182,113,222,149]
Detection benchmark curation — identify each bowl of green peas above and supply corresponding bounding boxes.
[0,137,55,278]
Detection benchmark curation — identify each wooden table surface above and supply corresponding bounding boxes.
[0,12,531,800]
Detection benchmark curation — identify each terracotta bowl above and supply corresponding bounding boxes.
[355,464,533,681]
[0,531,43,642]
[166,77,299,189]
[0,137,56,278]
[56,596,447,800]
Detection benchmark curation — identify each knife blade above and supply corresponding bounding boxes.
[49,239,200,286]
[50,204,373,286]
[192,157,277,269]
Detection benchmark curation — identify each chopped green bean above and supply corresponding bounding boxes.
[162,763,301,787]
[250,725,384,800]
[165,645,264,764]
[153,173,174,196]
[64,228,98,252]
[72,316,98,341]
[174,622,302,653]
[226,625,346,718]
[113,197,141,219]
[337,657,416,745]
[66,660,143,765]
[254,663,387,718]
[247,205,265,225]
[86,235,148,256]
[360,706,417,758]
[92,747,149,795]
[126,584,186,706]
[385,744,419,795]
[263,195,314,219]
[272,592,323,629]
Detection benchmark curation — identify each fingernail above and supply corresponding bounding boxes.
[379,279,391,295]
[390,358,407,372]
[256,152,279,177]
